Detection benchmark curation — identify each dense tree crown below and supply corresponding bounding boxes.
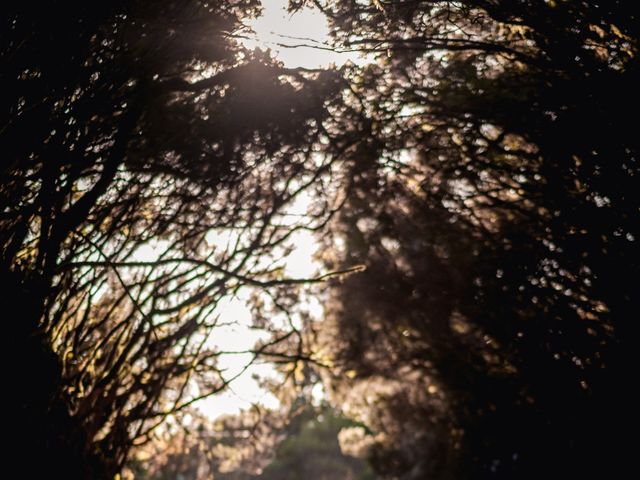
[2,1,637,479]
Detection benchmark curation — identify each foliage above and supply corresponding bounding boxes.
[313,1,638,479]
[258,405,376,480]
[2,1,637,478]
[127,403,376,480]
[2,1,346,476]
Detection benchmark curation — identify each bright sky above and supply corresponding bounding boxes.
[200,1,355,417]
[132,200,323,420]
[198,293,281,416]
[242,0,362,68]
[198,196,323,418]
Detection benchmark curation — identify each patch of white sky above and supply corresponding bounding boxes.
[198,292,281,415]
[241,0,365,68]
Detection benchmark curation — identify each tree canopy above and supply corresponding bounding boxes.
[315,1,638,478]
[2,1,637,479]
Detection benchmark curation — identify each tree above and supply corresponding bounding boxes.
[310,1,638,478]
[2,1,347,477]
[3,1,637,478]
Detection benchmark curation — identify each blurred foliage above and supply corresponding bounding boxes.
[312,1,638,479]
[2,1,638,479]
[2,0,346,477]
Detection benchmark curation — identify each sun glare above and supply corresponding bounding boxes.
[243,0,362,68]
